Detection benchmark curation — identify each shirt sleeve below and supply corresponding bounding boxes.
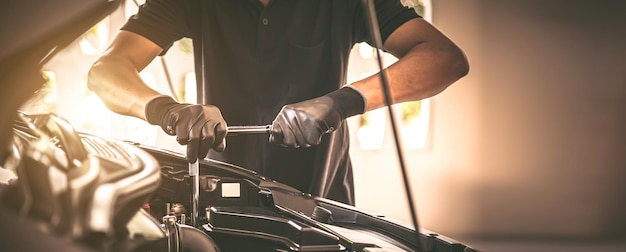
[121,0,194,51]
[354,0,420,46]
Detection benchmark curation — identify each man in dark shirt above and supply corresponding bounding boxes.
[88,0,469,205]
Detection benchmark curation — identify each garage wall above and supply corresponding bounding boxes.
[351,0,626,242]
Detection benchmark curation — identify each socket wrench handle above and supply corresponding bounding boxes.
[227,125,272,136]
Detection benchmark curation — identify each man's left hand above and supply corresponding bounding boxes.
[270,87,366,148]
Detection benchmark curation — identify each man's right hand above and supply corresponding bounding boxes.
[145,96,227,163]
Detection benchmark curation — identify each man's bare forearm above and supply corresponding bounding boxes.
[350,40,468,111]
[87,54,161,120]
[349,17,469,112]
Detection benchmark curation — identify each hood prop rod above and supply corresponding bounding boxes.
[361,1,424,250]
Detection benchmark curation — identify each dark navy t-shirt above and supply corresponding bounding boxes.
[122,0,418,205]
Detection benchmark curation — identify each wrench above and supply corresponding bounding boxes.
[187,125,272,226]
[227,125,272,136]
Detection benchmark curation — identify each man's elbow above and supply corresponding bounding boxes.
[87,59,105,94]
[429,47,468,98]
[87,55,120,96]
[451,47,470,81]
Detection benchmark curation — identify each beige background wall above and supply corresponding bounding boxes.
[350,0,626,248]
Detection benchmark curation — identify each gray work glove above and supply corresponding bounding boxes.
[270,87,365,148]
[145,96,227,163]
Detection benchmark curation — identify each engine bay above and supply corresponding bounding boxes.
[0,112,474,252]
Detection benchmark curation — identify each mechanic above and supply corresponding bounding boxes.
[87,0,469,205]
